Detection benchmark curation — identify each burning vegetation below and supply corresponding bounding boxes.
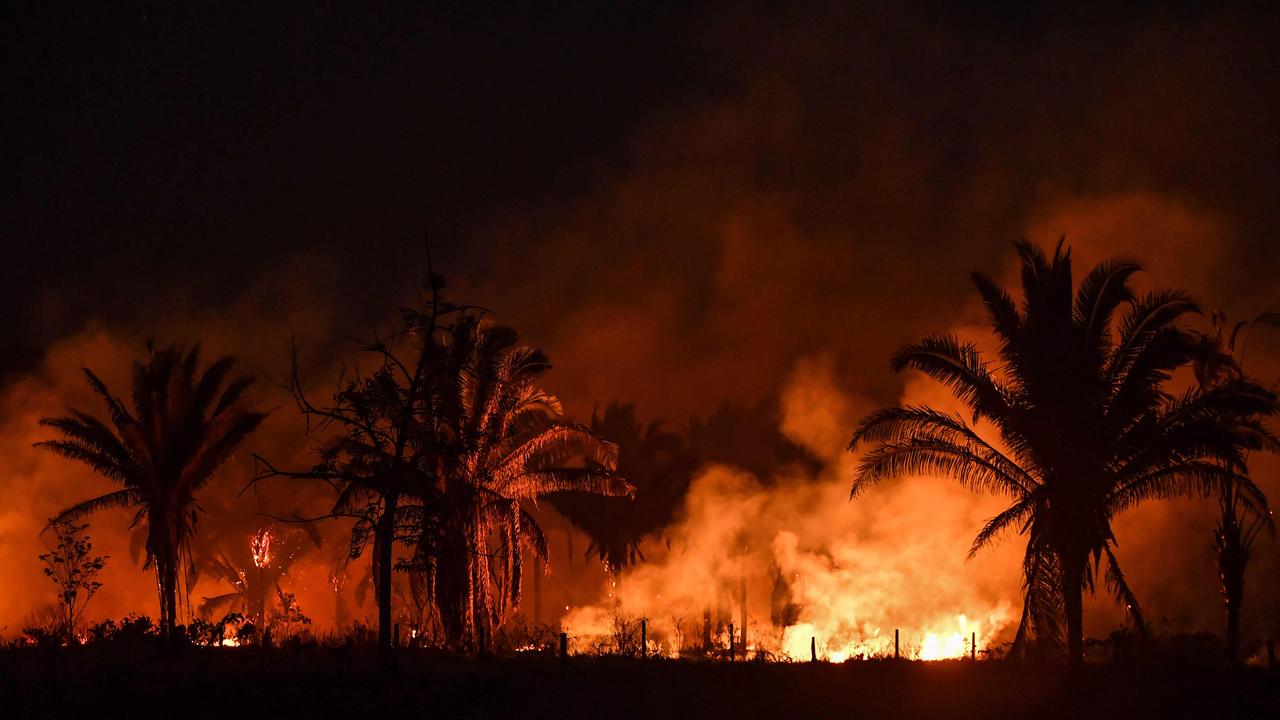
[8,6,1280,718]
[7,239,1277,680]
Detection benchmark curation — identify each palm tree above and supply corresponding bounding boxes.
[548,402,696,573]
[1189,311,1280,661]
[849,240,1277,669]
[37,343,267,637]
[412,316,632,652]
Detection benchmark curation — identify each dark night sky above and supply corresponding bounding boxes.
[5,2,724,345]
[5,1,1280,390]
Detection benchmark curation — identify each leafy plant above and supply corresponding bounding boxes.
[38,520,107,643]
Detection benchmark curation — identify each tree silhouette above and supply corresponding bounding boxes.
[254,272,465,652]
[37,343,267,638]
[849,240,1278,670]
[688,400,820,485]
[410,315,631,652]
[548,402,696,574]
[38,520,107,643]
[1188,310,1280,661]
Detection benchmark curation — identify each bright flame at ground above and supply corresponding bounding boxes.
[558,357,1020,661]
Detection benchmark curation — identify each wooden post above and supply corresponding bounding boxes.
[811,636,817,662]
[894,629,899,659]
[560,632,568,659]
[971,632,976,660]
[739,574,748,658]
[641,619,647,658]
[729,623,735,661]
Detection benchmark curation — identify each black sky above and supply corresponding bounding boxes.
[5,1,1280,382]
[5,2,723,344]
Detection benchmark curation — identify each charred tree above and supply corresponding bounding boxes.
[254,270,464,653]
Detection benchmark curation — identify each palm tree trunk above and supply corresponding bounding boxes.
[165,572,178,638]
[533,560,542,624]
[1217,499,1248,663]
[1225,593,1242,661]
[153,540,179,639]
[154,562,178,639]
[1220,541,1246,662]
[1062,553,1085,672]
[376,491,399,651]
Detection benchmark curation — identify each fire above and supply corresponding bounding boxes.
[918,632,965,661]
[250,529,273,569]
[558,358,1020,661]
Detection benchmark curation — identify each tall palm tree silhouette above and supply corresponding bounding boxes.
[1188,310,1280,660]
[849,241,1277,669]
[548,402,696,574]
[414,316,632,652]
[38,343,267,637]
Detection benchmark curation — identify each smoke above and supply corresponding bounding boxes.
[557,184,1280,652]
[0,268,366,635]
[4,3,1280,646]
[562,355,1021,659]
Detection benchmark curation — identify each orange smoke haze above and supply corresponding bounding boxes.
[4,4,1280,652]
[562,356,1021,659]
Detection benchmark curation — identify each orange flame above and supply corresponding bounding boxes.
[251,529,273,569]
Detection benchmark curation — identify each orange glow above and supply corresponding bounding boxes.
[560,356,1018,661]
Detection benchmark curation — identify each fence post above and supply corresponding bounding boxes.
[641,619,647,659]
[894,629,899,660]
[729,623,735,661]
[971,632,976,660]
[811,636,817,662]
[560,632,568,660]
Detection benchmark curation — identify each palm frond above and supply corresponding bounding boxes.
[853,438,1031,499]
[890,334,1012,422]
[49,489,142,525]
[969,495,1038,558]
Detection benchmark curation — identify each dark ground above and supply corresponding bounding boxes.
[1,645,1277,719]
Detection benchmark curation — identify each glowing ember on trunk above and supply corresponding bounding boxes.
[250,529,273,569]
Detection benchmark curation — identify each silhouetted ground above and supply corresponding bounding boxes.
[1,645,1277,719]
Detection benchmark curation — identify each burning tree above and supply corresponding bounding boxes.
[37,343,267,638]
[407,314,632,652]
[258,270,630,653]
[38,520,107,643]
[850,240,1278,670]
[198,524,321,631]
